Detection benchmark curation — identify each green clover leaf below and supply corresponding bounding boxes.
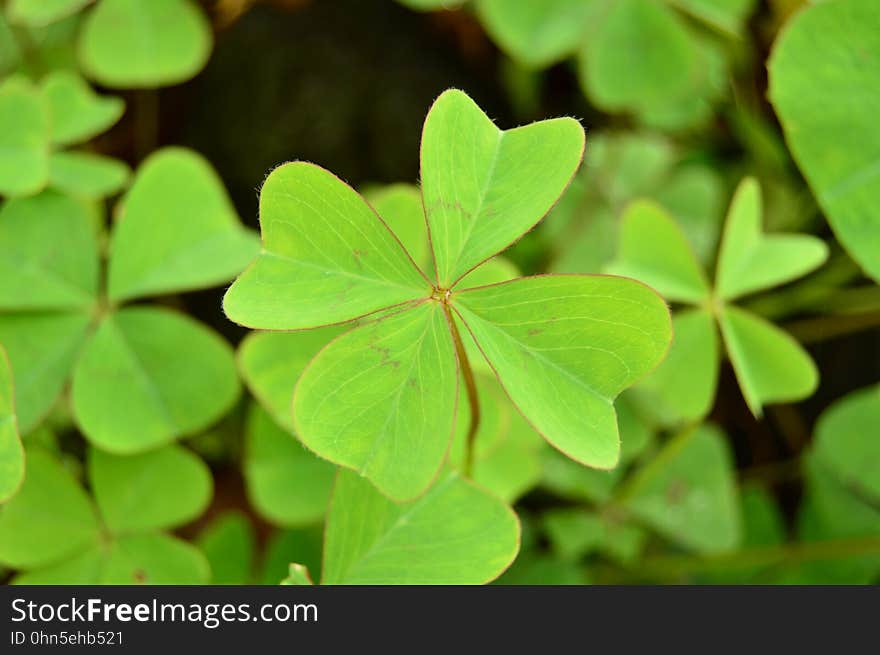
[41,69,124,147]
[0,147,259,452]
[814,384,880,507]
[196,512,256,585]
[0,445,211,583]
[224,162,431,330]
[318,469,520,584]
[0,345,24,503]
[224,89,672,500]
[620,424,742,554]
[243,404,335,527]
[419,88,585,286]
[609,177,827,420]
[770,0,880,283]
[78,0,212,89]
[793,450,880,584]
[0,76,50,197]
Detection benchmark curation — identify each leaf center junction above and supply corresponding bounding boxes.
[431,287,453,305]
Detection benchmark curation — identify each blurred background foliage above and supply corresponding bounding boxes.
[0,0,878,584]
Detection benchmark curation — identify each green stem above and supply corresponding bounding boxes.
[604,536,880,582]
[784,310,880,345]
[738,457,802,486]
[443,303,480,479]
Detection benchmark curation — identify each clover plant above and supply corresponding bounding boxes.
[236,180,548,523]
[609,177,827,421]
[0,71,127,198]
[0,0,878,589]
[398,0,753,130]
[0,444,212,583]
[0,147,258,452]
[224,89,673,501]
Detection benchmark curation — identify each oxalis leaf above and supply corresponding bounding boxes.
[225,89,671,501]
[0,75,50,197]
[244,404,335,527]
[40,70,124,147]
[813,384,880,505]
[48,151,130,198]
[238,327,345,431]
[622,424,742,554]
[792,454,880,584]
[108,147,259,303]
[196,512,256,585]
[294,302,458,501]
[223,162,431,330]
[769,0,880,283]
[454,275,671,470]
[0,445,211,583]
[88,444,212,533]
[420,89,585,287]
[78,0,213,89]
[71,306,240,454]
[715,178,828,301]
[320,469,520,584]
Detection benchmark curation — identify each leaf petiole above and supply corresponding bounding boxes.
[441,299,480,479]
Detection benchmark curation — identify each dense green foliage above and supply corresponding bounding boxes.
[0,0,878,586]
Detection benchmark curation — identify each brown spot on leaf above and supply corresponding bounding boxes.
[370,343,400,369]
[665,479,688,506]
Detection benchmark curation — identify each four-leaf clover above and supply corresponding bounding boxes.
[224,89,672,500]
